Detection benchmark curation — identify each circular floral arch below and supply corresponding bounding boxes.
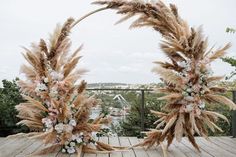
[13,0,236,157]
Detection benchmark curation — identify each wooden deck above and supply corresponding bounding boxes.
[0,136,236,157]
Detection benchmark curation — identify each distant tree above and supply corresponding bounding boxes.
[117,92,165,137]
[222,57,236,79]
[226,27,236,33]
[0,79,28,136]
[222,27,236,80]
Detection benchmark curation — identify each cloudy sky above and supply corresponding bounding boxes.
[0,0,235,84]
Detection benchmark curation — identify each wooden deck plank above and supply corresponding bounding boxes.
[195,137,235,157]
[181,138,213,157]
[214,137,236,147]
[109,136,122,157]
[173,139,199,157]
[0,137,6,144]
[129,137,149,157]
[0,136,20,149]
[26,142,61,157]
[218,136,236,146]
[166,140,187,157]
[209,137,236,154]
[97,137,109,157]
[83,136,98,157]
[137,138,162,157]
[119,137,135,157]
[0,136,236,157]
[15,140,44,157]
[57,149,70,157]
[0,137,32,157]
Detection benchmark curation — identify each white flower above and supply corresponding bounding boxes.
[76,137,83,144]
[76,136,83,143]
[50,71,63,81]
[199,101,205,109]
[186,104,194,112]
[179,61,188,68]
[71,133,84,143]
[185,96,194,101]
[61,148,66,153]
[49,86,58,97]
[186,88,192,93]
[92,132,97,138]
[55,123,64,134]
[43,77,49,83]
[69,119,77,127]
[35,83,47,92]
[42,118,53,129]
[65,141,69,145]
[70,142,76,147]
[67,147,76,154]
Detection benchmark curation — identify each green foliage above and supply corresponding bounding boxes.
[222,57,236,80]
[223,27,236,80]
[93,89,234,137]
[226,27,236,33]
[116,91,233,137]
[116,92,165,137]
[206,91,233,136]
[0,79,28,136]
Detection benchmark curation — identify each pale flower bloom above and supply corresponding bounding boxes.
[186,88,192,93]
[42,118,53,129]
[35,82,47,92]
[70,142,76,147]
[49,86,58,97]
[184,96,194,101]
[61,148,66,153]
[199,101,205,109]
[92,132,97,138]
[67,147,76,154]
[71,134,83,144]
[43,77,49,83]
[55,123,64,134]
[50,71,64,81]
[65,141,69,145]
[76,137,83,144]
[186,104,194,112]
[69,119,77,127]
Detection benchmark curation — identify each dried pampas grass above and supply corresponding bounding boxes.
[94,0,236,154]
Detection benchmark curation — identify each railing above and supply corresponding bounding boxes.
[232,91,236,137]
[87,88,153,131]
[87,88,236,137]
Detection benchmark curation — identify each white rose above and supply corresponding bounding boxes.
[67,147,76,154]
[186,104,194,112]
[54,123,64,133]
[76,137,83,144]
[61,149,66,153]
[44,77,49,83]
[199,101,205,109]
[69,119,77,127]
[42,118,53,129]
[70,142,76,147]
[50,71,64,81]
[185,96,194,101]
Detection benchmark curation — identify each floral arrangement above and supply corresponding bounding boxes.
[94,0,236,154]
[14,18,123,156]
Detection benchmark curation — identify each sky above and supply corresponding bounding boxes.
[0,0,236,84]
